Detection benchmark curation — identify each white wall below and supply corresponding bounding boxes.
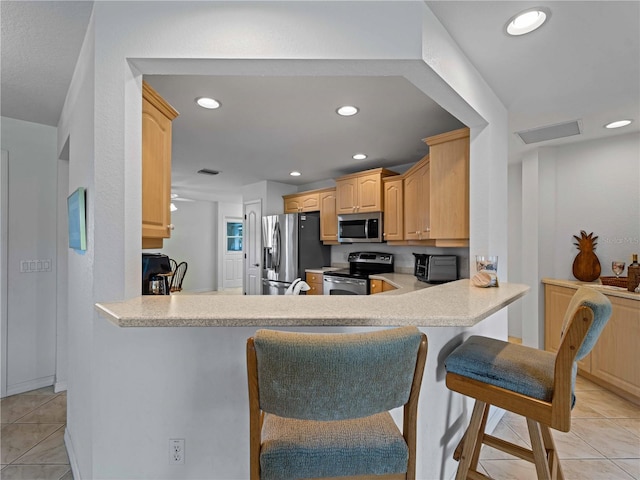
[507,163,523,338]
[57,2,511,478]
[56,158,69,392]
[511,131,640,346]
[157,199,217,293]
[0,117,59,396]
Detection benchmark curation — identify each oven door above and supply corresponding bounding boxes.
[323,276,368,295]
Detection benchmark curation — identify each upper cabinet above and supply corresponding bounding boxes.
[387,127,469,247]
[142,81,179,249]
[382,177,404,242]
[335,168,398,214]
[283,191,320,213]
[402,159,431,241]
[424,127,470,241]
[319,188,338,243]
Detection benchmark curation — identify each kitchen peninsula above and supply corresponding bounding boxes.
[94,280,527,480]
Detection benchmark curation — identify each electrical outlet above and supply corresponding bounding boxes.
[169,438,185,465]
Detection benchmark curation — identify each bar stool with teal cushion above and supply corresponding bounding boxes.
[246,326,428,480]
[445,286,611,480]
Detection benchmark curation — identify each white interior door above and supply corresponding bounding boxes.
[223,216,243,289]
[243,200,262,295]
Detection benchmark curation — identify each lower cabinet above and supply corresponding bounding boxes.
[305,273,324,295]
[544,283,640,404]
[370,279,397,294]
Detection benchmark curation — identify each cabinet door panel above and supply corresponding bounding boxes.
[383,179,403,241]
[417,162,431,239]
[336,179,357,214]
[591,297,640,398]
[357,174,381,212]
[430,137,469,239]
[403,171,420,240]
[142,99,171,239]
[544,284,591,371]
[320,190,338,242]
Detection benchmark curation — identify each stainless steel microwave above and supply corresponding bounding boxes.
[338,212,384,243]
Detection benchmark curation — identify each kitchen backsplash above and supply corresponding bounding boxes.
[330,243,470,278]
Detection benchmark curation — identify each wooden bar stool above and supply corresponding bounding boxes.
[246,327,428,480]
[445,286,612,480]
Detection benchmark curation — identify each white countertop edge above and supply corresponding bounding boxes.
[95,279,530,328]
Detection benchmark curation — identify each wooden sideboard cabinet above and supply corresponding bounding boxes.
[305,272,324,295]
[335,168,397,215]
[544,281,640,405]
[142,81,179,249]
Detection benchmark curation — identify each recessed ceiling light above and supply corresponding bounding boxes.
[604,119,633,129]
[336,105,359,117]
[352,153,367,160]
[506,8,549,36]
[195,97,221,109]
[290,171,301,177]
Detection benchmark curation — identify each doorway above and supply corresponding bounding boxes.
[243,200,262,295]
[222,216,243,289]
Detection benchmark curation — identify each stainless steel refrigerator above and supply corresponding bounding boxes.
[262,211,331,295]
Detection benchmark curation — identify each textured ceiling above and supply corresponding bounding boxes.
[0,1,94,126]
[1,1,638,202]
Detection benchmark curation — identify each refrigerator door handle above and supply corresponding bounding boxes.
[272,221,281,269]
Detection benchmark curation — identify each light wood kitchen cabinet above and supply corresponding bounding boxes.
[424,127,470,241]
[319,188,338,243]
[335,168,397,214]
[283,191,320,213]
[388,127,469,247]
[403,159,430,241]
[142,81,179,249]
[305,272,324,295]
[383,176,404,241]
[370,279,397,294]
[544,281,640,405]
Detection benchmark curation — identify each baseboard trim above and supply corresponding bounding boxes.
[54,381,67,393]
[65,427,82,480]
[6,375,55,396]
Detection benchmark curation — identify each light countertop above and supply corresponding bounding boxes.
[95,279,529,328]
[542,278,640,301]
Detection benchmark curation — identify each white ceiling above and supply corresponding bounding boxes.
[2,1,638,203]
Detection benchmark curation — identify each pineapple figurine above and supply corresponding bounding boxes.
[572,230,601,281]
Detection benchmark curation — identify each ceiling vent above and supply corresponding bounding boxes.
[515,120,582,145]
[197,168,220,175]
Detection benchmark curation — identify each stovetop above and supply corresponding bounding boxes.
[323,252,394,279]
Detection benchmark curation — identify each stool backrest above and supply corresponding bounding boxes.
[253,327,424,421]
[559,286,612,361]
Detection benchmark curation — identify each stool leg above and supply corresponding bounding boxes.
[526,418,552,480]
[455,400,487,480]
[540,424,564,480]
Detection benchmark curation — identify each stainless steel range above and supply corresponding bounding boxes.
[323,252,394,295]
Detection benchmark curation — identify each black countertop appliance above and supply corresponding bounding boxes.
[413,253,457,284]
[142,253,172,294]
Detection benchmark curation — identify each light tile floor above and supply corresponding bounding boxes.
[479,375,640,479]
[1,376,638,479]
[1,387,72,480]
